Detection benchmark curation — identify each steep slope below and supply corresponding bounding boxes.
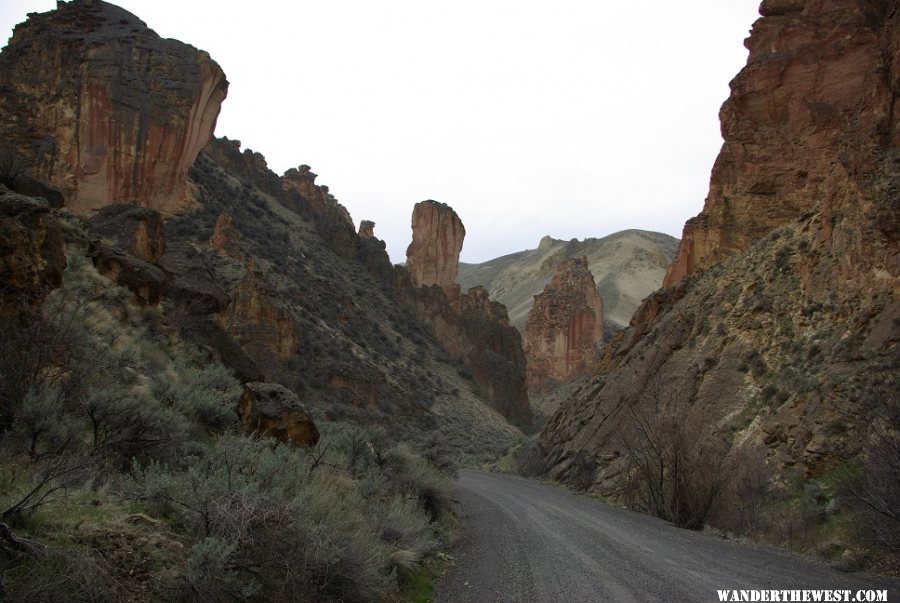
[541,0,899,567]
[0,0,525,460]
[458,230,677,333]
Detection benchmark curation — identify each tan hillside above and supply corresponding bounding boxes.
[459,230,678,333]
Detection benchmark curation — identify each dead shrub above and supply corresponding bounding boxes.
[614,377,730,530]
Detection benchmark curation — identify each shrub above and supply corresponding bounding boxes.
[614,378,730,530]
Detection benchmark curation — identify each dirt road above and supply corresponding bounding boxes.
[434,470,899,602]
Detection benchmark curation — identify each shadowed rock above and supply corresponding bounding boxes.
[239,382,319,447]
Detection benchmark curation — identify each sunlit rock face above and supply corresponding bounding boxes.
[406,200,466,300]
[524,257,604,390]
[0,0,228,215]
[664,0,899,287]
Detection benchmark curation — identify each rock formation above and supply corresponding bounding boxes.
[358,220,376,239]
[663,0,898,287]
[524,257,604,391]
[0,0,228,215]
[87,204,166,263]
[0,193,66,312]
[406,200,465,299]
[239,382,319,447]
[218,263,301,361]
[542,0,900,526]
[458,231,677,333]
[403,200,533,430]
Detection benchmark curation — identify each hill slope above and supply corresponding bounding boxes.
[458,230,678,333]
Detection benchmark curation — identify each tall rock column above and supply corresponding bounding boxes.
[406,200,465,300]
[404,200,533,430]
[524,257,604,390]
[0,0,228,215]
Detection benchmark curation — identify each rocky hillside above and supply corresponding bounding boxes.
[540,0,899,569]
[459,230,678,334]
[0,0,527,458]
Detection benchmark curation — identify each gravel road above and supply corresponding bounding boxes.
[433,470,899,602]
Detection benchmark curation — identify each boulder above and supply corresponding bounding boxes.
[238,382,319,447]
[87,204,166,263]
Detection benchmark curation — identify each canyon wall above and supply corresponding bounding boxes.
[0,0,227,215]
[664,0,898,286]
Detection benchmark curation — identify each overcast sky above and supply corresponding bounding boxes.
[2,1,761,263]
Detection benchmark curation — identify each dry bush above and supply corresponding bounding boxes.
[837,376,900,570]
[614,377,730,530]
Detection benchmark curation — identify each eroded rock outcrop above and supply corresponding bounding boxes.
[239,382,319,447]
[403,201,533,430]
[664,0,899,287]
[524,257,604,391]
[0,193,66,312]
[218,263,301,361]
[0,0,228,215]
[406,200,465,300]
[87,204,166,263]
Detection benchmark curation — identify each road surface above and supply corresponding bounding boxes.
[433,470,899,602]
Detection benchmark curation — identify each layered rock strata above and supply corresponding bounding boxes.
[664,0,899,287]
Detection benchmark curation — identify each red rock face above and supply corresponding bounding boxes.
[524,257,604,390]
[664,0,898,287]
[0,0,228,215]
[406,200,465,299]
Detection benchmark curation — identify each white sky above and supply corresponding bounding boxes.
[1,1,761,263]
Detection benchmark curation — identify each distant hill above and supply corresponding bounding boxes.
[458,230,679,334]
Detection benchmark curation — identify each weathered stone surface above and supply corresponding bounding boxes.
[88,240,166,305]
[410,276,534,430]
[282,165,357,258]
[157,242,229,314]
[239,382,319,447]
[6,174,64,208]
[0,0,228,215]
[358,220,376,239]
[87,204,166,263]
[664,0,898,287]
[0,193,66,311]
[218,264,301,361]
[406,200,465,300]
[524,257,604,391]
[209,212,242,259]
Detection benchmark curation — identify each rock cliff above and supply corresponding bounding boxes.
[542,0,900,550]
[664,0,898,287]
[406,200,466,299]
[403,201,533,430]
[0,0,227,215]
[524,257,604,392]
